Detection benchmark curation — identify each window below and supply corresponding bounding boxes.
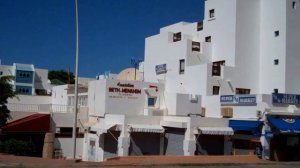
[173,32,181,42]
[205,36,212,42]
[212,60,225,76]
[0,71,2,75]
[16,70,33,83]
[236,88,251,95]
[213,86,220,95]
[197,22,203,31]
[275,31,279,37]
[148,97,156,107]
[192,41,200,52]
[274,59,279,65]
[209,9,215,18]
[16,86,32,95]
[293,1,296,9]
[55,127,83,138]
[179,59,185,74]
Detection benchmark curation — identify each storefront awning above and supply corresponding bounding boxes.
[128,124,164,133]
[267,117,300,133]
[90,123,121,134]
[1,114,50,133]
[229,120,262,133]
[198,127,234,135]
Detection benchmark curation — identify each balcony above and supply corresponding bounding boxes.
[7,103,85,113]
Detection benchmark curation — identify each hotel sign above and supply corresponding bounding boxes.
[220,95,256,106]
[155,64,167,75]
[108,82,141,95]
[272,93,300,105]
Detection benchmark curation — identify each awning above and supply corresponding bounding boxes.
[143,88,158,97]
[1,114,50,133]
[128,124,164,133]
[91,123,121,134]
[160,120,187,128]
[198,127,234,135]
[229,120,262,133]
[267,117,300,133]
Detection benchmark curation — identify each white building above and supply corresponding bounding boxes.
[82,78,232,162]
[0,62,52,95]
[143,0,300,161]
[3,0,300,162]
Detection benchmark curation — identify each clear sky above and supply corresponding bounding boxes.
[0,0,204,78]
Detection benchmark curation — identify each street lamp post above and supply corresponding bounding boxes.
[72,0,80,160]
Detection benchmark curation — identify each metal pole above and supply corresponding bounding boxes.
[72,0,79,160]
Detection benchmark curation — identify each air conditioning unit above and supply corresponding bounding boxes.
[152,109,165,116]
[221,107,233,118]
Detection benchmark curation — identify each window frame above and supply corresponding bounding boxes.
[235,88,251,95]
[274,30,279,37]
[179,59,185,74]
[148,97,156,108]
[173,32,182,42]
[209,9,215,18]
[205,36,212,43]
[213,86,220,95]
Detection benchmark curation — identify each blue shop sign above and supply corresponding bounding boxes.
[272,93,300,105]
[155,64,167,75]
[220,95,256,106]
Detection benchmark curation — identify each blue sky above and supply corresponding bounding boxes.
[0,0,204,78]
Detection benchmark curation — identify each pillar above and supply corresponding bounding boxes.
[261,124,271,160]
[118,125,130,156]
[183,139,196,156]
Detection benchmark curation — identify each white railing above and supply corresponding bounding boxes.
[7,103,78,113]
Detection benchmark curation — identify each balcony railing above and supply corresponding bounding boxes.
[7,103,77,113]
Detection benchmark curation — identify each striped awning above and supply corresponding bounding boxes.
[198,127,234,135]
[128,124,164,133]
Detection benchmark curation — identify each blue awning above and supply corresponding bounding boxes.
[267,117,300,133]
[229,120,262,133]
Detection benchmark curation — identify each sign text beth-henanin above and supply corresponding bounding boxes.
[109,82,141,94]
[108,87,141,94]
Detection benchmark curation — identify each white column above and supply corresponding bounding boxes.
[118,125,130,156]
[224,135,233,155]
[183,118,196,156]
[261,124,271,160]
[183,139,196,156]
[98,134,105,162]
[159,133,165,155]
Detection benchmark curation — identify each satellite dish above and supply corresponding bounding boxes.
[117,68,142,81]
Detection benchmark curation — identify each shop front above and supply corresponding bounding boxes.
[261,93,300,161]
[264,114,300,161]
[128,124,164,156]
[229,120,263,155]
[195,127,234,155]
